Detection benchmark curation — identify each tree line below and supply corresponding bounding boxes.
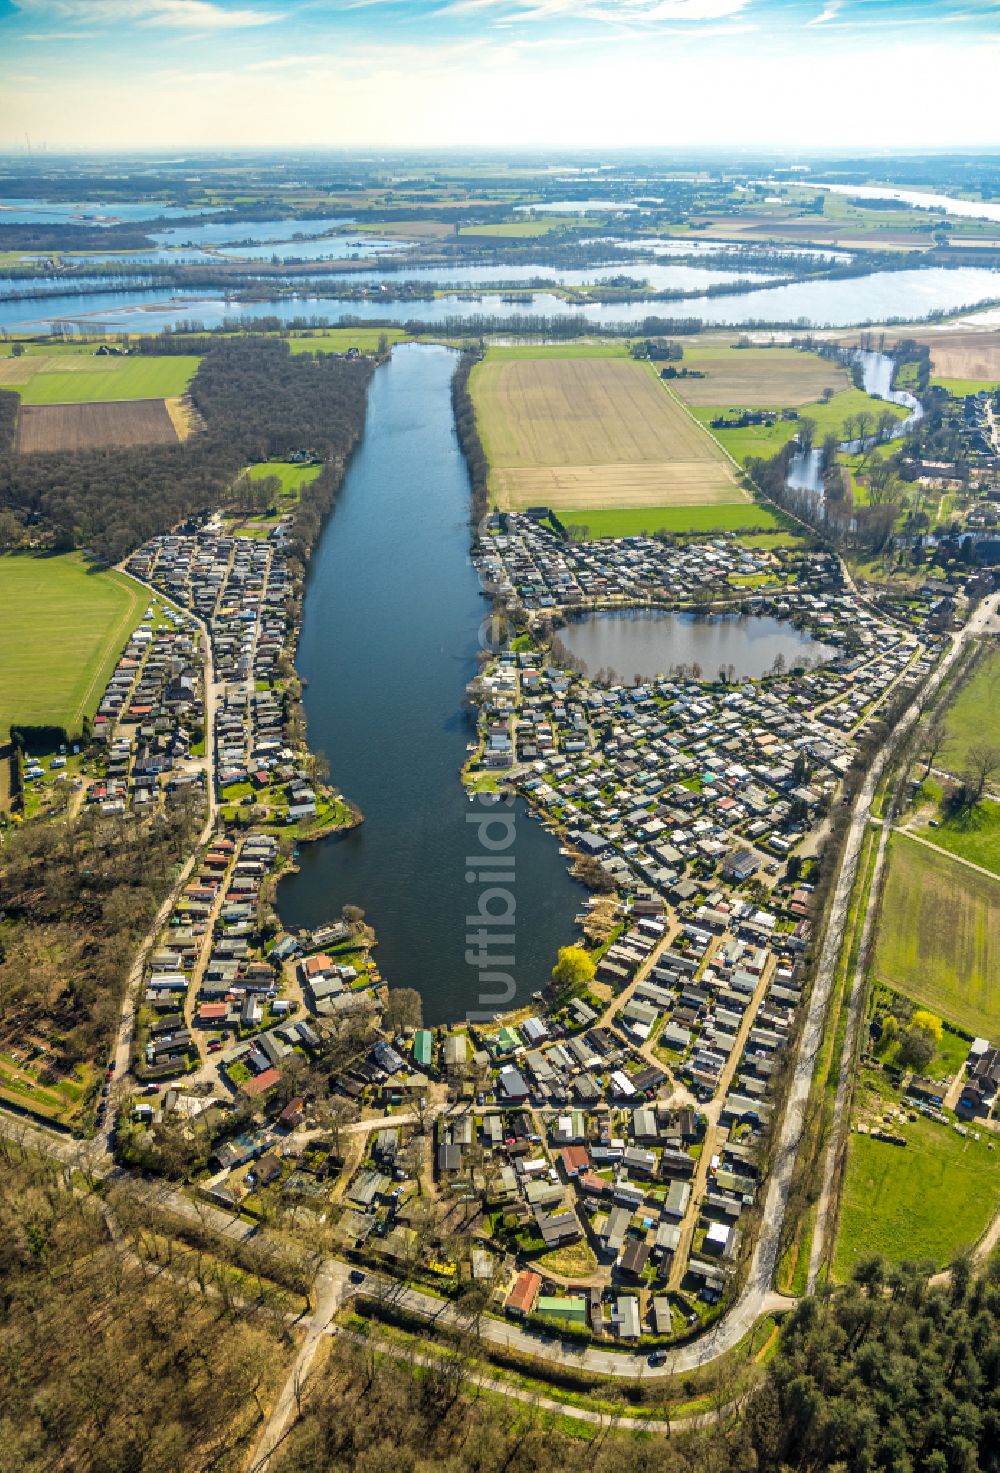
[452,347,489,525]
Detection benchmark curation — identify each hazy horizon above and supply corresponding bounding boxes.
[1,0,999,155]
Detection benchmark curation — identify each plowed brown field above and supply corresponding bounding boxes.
[927,332,1000,382]
[672,347,847,406]
[17,399,179,454]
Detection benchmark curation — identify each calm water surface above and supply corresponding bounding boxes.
[7,266,999,334]
[559,610,838,682]
[278,344,584,1026]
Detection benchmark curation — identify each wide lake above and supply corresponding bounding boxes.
[5,265,999,334]
[558,609,838,682]
[277,344,585,1027]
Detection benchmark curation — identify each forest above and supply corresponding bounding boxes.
[0,338,375,562]
[0,794,203,1083]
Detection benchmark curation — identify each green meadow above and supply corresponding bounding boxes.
[872,834,1000,1038]
[692,387,908,466]
[562,503,780,539]
[0,551,145,738]
[7,353,200,404]
[834,1113,999,1277]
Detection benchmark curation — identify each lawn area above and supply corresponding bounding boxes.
[914,800,1000,877]
[834,1113,999,1277]
[245,461,323,498]
[472,351,745,513]
[872,834,1000,1038]
[0,551,145,738]
[938,648,1000,777]
[0,353,200,404]
[563,503,779,538]
[534,1238,598,1278]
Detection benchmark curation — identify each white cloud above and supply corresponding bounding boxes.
[440,0,749,21]
[808,2,842,24]
[12,0,280,29]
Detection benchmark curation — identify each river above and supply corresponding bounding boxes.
[277,343,585,1027]
[801,182,1000,225]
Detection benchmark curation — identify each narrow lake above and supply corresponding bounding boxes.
[558,610,838,682]
[277,344,585,1027]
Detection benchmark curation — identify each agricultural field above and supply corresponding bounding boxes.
[0,352,199,403]
[872,834,1000,1038]
[927,331,1000,384]
[671,346,848,407]
[833,1112,999,1277]
[939,648,1000,776]
[471,351,745,514]
[0,551,145,738]
[17,399,179,453]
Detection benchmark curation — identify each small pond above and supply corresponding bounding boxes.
[557,609,838,682]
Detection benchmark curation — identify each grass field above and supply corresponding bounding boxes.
[932,377,999,396]
[672,346,848,407]
[872,834,1000,1038]
[691,387,909,466]
[246,461,324,496]
[0,551,145,738]
[562,503,780,538]
[0,353,199,404]
[915,800,1000,878]
[472,352,744,512]
[483,342,631,362]
[940,649,1000,776]
[833,1113,999,1277]
[287,328,411,354]
[17,399,179,453]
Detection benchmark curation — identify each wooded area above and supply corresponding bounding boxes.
[0,340,375,562]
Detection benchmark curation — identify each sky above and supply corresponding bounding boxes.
[1,0,999,153]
